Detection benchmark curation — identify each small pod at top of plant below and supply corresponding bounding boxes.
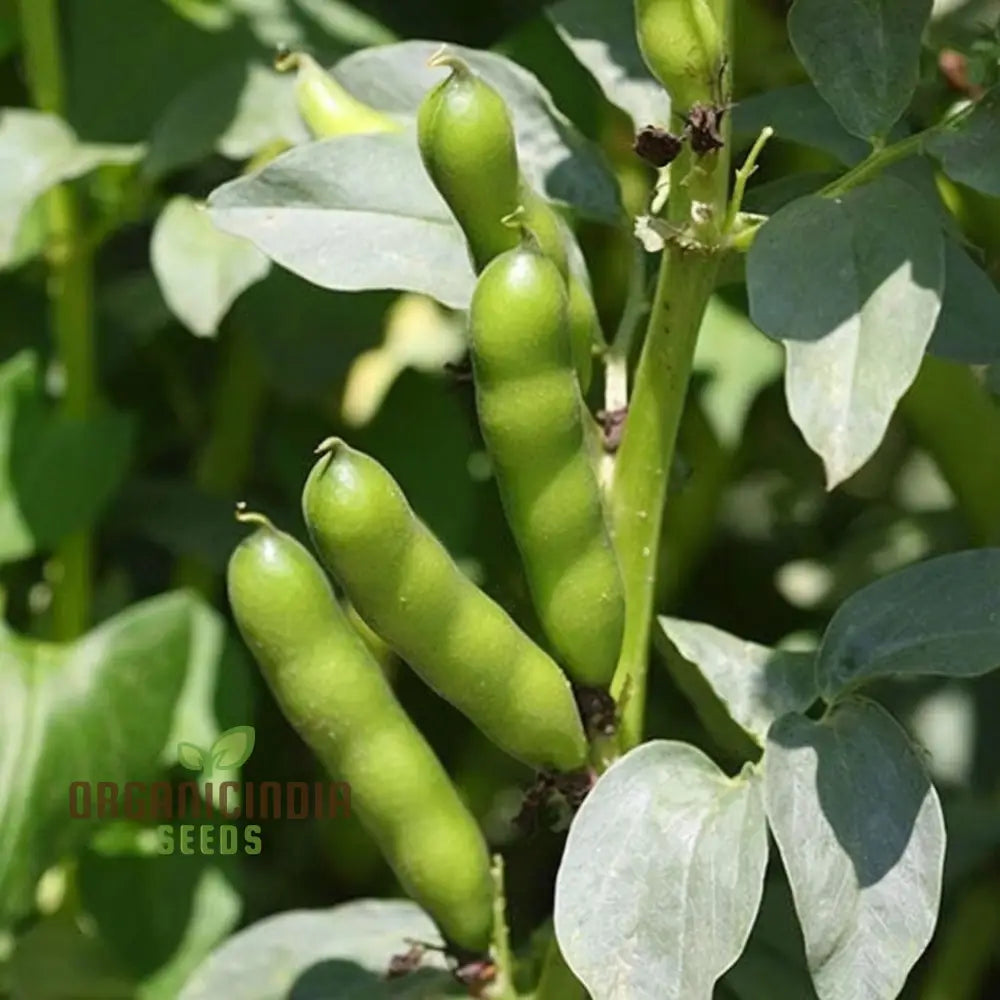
[275,48,400,139]
[417,49,522,271]
[634,0,723,113]
[417,52,601,390]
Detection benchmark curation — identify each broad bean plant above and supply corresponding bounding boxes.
[1,1,999,999]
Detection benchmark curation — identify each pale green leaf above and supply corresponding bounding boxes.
[206,132,475,309]
[548,0,668,127]
[0,109,142,267]
[747,178,944,487]
[554,742,768,1000]
[764,700,945,1000]
[151,195,270,337]
[179,899,459,999]
[0,592,202,925]
[659,617,817,745]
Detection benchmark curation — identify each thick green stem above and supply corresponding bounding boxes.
[20,0,98,639]
[173,327,266,598]
[18,0,65,113]
[608,0,733,749]
[820,132,930,198]
[821,104,973,199]
[609,248,720,746]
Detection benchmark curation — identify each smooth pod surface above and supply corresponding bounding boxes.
[417,57,600,390]
[280,51,399,139]
[469,244,624,687]
[227,517,493,952]
[301,440,588,773]
[635,0,723,111]
[417,55,520,271]
[519,185,596,392]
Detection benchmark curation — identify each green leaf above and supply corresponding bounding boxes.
[163,603,254,770]
[788,0,933,141]
[927,86,1000,197]
[764,700,945,1000]
[8,913,137,998]
[207,131,475,309]
[816,548,1000,699]
[176,743,207,771]
[0,109,142,268]
[747,178,944,488]
[927,239,1000,363]
[138,866,242,1000]
[547,0,668,128]
[659,617,817,746]
[332,41,621,223]
[79,841,241,993]
[145,61,308,179]
[0,591,201,926]
[151,195,270,337]
[554,742,768,1000]
[209,725,255,771]
[178,899,459,999]
[732,84,869,165]
[0,351,134,563]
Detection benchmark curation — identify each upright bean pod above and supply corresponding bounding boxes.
[417,52,520,270]
[275,49,400,139]
[469,237,625,688]
[227,509,493,954]
[417,51,598,391]
[634,0,723,111]
[301,438,589,774]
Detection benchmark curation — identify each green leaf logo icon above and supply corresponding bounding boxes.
[177,742,208,772]
[210,725,256,771]
[176,725,255,777]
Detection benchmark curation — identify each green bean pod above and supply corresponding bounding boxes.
[417,53,598,391]
[635,0,723,111]
[275,50,400,139]
[469,240,624,688]
[227,510,493,953]
[301,439,588,773]
[417,52,520,270]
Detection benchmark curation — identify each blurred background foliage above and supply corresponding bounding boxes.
[1,0,1000,997]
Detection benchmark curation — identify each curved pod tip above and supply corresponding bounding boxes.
[500,206,526,229]
[313,436,345,457]
[499,207,543,253]
[427,45,469,76]
[273,44,301,73]
[234,502,275,531]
